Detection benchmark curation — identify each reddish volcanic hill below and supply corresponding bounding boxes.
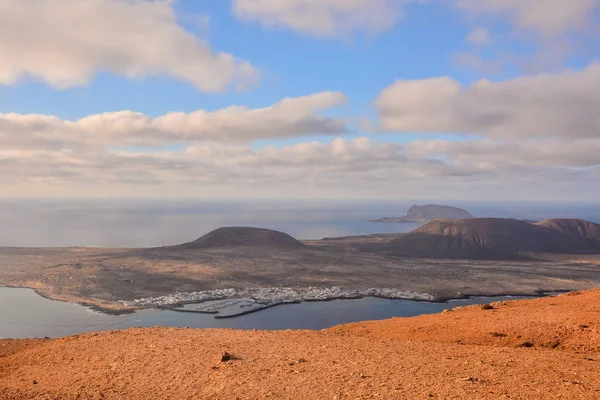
[2,290,600,399]
[389,218,600,259]
[175,227,306,250]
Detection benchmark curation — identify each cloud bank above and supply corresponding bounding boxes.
[3,69,600,200]
[1,2,598,199]
[0,92,348,149]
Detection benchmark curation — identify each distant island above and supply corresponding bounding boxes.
[370,204,473,223]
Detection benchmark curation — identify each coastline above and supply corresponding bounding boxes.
[2,284,571,318]
[0,286,572,319]
[3,244,599,318]
[163,291,564,319]
[0,285,138,316]
[121,287,437,318]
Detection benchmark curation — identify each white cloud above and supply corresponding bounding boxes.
[231,0,599,41]
[374,63,600,138]
[185,137,401,169]
[0,92,348,148]
[232,0,425,37]
[466,27,491,45]
[0,137,406,187]
[452,51,517,74]
[6,72,599,197]
[456,0,599,36]
[0,0,259,91]
[404,138,600,169]
[455,0,599,72]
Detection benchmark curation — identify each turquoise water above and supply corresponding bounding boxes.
[0,287,539,339]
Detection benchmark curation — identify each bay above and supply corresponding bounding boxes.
[0,287,540,339]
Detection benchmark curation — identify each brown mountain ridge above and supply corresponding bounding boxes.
[389,218,600,259]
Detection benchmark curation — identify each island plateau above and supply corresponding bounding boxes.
[1,221,599,314]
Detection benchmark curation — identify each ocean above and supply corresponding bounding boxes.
[1,198,598,247]
[0,287,541,339]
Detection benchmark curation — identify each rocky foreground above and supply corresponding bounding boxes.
[2,290,600,399]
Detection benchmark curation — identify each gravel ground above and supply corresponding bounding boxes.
[1,289,600,399]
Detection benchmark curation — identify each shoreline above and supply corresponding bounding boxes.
[161,291,563,319]
[0,285,137,316]
[3,285,569,317]
[1,284,573,318]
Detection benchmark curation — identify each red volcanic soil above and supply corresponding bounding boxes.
[2,290,600,399]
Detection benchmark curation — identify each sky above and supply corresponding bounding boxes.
[1,0,599,201]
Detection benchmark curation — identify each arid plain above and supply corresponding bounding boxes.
[1,228,600,313]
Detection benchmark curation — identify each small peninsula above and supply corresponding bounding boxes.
[370,204,474,223]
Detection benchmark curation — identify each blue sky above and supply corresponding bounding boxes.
[0,0,599,199]
[1,2,471,118]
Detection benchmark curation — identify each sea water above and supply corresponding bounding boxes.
[0,287,540,339]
